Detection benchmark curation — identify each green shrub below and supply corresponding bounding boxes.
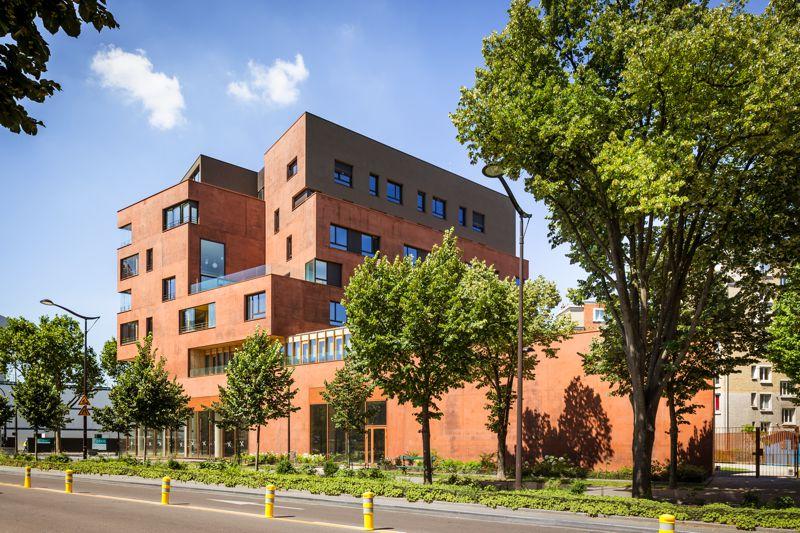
[568,480,588,495]
[322,460,339,477]
[45,453,71,463]
[298,464,317,476]
[768,496,796,510]
[165,458,184,470]
[198,459,235,471]
[590,467,632,480]
[651,462,708,483]
[742,490,761,508]
[528,456,587,479]
[275,457,295,475]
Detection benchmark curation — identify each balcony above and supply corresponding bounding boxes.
[190,265,269,294]
[179,303,215,334]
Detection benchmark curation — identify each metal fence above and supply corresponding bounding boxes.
[715,426,799,477]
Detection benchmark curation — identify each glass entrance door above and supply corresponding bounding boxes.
[366,427,386,465]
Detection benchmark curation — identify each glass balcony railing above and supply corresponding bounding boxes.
[189,265,269,294]
[189,365,227,377]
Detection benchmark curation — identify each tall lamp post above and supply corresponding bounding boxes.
[40,299,99,459]
[482,164,531,491]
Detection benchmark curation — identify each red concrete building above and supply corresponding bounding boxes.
[116,113,712,471]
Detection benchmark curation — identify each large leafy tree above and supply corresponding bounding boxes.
[453,0,800,497]
[464,262,573,478]
[100,337,129,384]
[13,365,70,459]
[321,363,375,467]
[1,0,118,134]
[768,268,800,392]
[344,230,477,484]
[212,330,298,470]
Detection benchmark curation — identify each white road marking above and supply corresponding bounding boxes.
[208,497,304,510]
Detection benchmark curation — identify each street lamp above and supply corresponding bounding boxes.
[482,164,531,491]
[40,299,100,459]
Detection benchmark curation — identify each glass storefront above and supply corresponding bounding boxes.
[310,401,386,464]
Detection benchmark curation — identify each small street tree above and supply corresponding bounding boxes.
[93,402,132,458]
[100,337,129,384]
[212,330,298,470]
[321,363,374,467]
[13,365,69,459]
[344,230,477,484]
[768,268,800,392]
[464,262,573,478]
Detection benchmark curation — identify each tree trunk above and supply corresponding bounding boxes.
[345,431,351,469]
[117,431,121,458]
[255,426,260,471]
[421,405,433,484]
[55,430,61,454]
[143,427,147,461]
[631,397,656,498]
[34,427,39,461]
[668,394,679,490]
[496,426,508,479]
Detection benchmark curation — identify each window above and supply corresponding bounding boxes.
[179,303,216,333]
[145,317,153,336]
[783,408,796,425]
[751,392,758,408]
[458,207,466,226]
[417,191,426,212]
[274,209,280,234]
[361,233,379,257]
[120,254,139,280]
[286,235,293,260]
[287,158,298,179]
[472,212,485,233]
[714,393,721,413]
[162,277,176,301]
[292,188,314,209]
[329,301,347,326]
[403,245,428,263]
[387,181,402,204]
[304,260,342,287]
[329,224,379,256]
[760,421,771,431]
[119,290,131,312]
[432,197,446,219]
[334,161,353,187]
[759,366,772,384]
[593,308,606,323]
[200,239,225,281]
[163,200,198,230]
[330,225,348,250]
[246,292,266,320]
[119,224,132,247]
[146,248,153,272]
[369,174,379,196]
[120,321,138,345]
[780,380,795,398]
[759,393,772,412]
[189,343,239,377]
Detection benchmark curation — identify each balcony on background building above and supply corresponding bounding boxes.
[189,265,269,294]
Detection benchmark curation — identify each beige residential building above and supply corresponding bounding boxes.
[715,362,797,431]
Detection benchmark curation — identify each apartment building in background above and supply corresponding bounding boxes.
[715,363,797,431]
[116,113,713,470]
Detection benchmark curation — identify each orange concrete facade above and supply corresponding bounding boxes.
[116,112,712,470]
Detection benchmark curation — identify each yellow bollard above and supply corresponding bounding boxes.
[161,476,170,505]
[659,514,675,532]
[23,466,31,489]
[264,484,275,518]
[65,470,73,494]
[362,491,374,531]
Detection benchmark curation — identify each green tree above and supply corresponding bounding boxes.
[344,229,477,484]
[321,363,375,467]
[13,365,69,459]
[100,337,128,384]
[768,268,800,393]
[464,263,573,478]
[0,394,13,432]
[212,330,298,470]
[452,0,800,497]
[1,0,118,134]
[92,402,132,458]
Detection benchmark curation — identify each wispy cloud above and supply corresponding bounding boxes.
[91,46,185,130]
[227,54,309,106]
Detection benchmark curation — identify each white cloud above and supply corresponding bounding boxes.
[91,46,185,130]
[227,54,309,106]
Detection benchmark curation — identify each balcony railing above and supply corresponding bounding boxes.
[189,365,228,378]
[179,320,214,334]
[190,265,269,294]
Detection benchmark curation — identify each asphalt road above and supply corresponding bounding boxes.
[0,469,730,533]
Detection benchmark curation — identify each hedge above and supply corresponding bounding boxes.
[1,456,797,530]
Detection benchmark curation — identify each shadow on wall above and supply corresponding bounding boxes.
[679,421,714,474]
[518,377,614,470]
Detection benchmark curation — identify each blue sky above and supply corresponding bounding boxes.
[0,0,769,351]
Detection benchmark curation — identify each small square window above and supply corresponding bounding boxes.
[783,408,796,425]
[593,308,606,323]
[287,158,298,179]
[162,277,176,301]
[387,181,402,204]
[472,212,485,233]
[246,292,266,320]
[417,191,426,212]
[759,366,772,383]
[329,301,347,326]
[432,197,446,219]
[369,174,379,196]
[334,161,353,187]
[759,393,772,411]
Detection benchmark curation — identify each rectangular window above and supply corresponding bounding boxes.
[330,224,349,251]
[145,317,153,336]
[334,160,353,187]
[274,209,280,234]
[286,235,293,260]
[759,393,772,411]
[200,239,225,281]
[714,393,720,412]
[369,174,379,196]
[304,259,342,287]
[163,200,198,230]
[310,404,328,455]
[162,277,176,301]
[329,301,347,326]
[119,290,131,312]
[179,303,216,333]
[287,158,298,179]
[146,248,153,272]
[458,206,466,226]
[120,254,139,280]
[246,292,266,320]
[780,380,795,397]
[417,191,426,212]
[292,188,314,209]
[432,197,446,219]
[783,408,796,425]
[472,212,485,233]
[387,181,402,204]
[403,245,428,263]
[120,321,138,345]
[119,223,132,247]
[593,308,606,323]
[761,421,771,431]
[751,392,758,408]
[329,224,378,256]
[361,234,379,257]
[759,366,772,383]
